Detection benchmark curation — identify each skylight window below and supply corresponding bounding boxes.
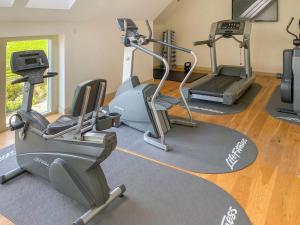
[26,0,76,10]
[0,0,15,7]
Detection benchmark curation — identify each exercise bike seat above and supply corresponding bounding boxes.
[47,115,78,135]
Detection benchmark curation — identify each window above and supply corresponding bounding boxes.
[26,0,76,10]
[0,0,15,7]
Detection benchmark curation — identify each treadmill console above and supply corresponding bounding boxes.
[216,21,245,36]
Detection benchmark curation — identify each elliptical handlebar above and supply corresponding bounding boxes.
[287,17,298,39]
[123,18,197,123]
[145,20,153,41]
[286,17,300,47]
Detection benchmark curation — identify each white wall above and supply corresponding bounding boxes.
[154,0,300,74]
[0,20,154,113]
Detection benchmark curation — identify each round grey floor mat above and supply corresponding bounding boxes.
[180,84,262,115]
[0,145,251,225]
[111,118,257,174]
[266,85,300,125]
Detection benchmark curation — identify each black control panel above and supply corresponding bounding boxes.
[11,50,49,75]
[10,50,49,85]
[216,20,245,36]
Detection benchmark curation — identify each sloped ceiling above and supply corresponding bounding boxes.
[0,0,173,22]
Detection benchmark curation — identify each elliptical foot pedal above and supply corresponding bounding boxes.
[170,118,197,127]
[144,131,170,151]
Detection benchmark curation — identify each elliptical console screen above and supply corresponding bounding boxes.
[221,22,240,30]
[216,21,245,35]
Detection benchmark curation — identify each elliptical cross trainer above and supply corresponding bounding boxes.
[1,50,125,225]
[109,18,198,151]
[278,17,300,115]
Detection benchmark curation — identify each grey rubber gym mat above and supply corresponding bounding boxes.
[180,84,262,115]
[0,145,251,225]
[111,119,257,174]
[266,85,300,125]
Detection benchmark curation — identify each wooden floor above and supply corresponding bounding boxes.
[1,75,300,225]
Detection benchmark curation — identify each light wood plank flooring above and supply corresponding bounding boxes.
[0,75,299,225]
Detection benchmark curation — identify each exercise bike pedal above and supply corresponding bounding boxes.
[119,184,126,198]
[0,167,26,184]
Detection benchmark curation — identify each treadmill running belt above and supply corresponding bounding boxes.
[190,75,241,97]
[153,69,207,83]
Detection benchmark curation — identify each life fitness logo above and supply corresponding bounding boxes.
[0,150,16,163]
[226,138,248,170]
[221,206,238,225]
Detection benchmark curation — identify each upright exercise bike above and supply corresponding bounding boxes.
[278,17,300,115]
[1,50,125,225]
[109,18,198,151]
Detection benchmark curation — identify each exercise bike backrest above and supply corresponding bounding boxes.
[286,17,300,47]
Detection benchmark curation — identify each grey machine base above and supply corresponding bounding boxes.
[182,84,261,115]
[0,146,251,225]
[266,86,300,125]
[111,119,257,174]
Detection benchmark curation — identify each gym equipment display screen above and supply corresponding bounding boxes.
[232,0,278,22]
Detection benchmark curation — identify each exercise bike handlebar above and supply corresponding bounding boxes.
[11,72,58,85]
[43,72,58,79]
[31,118,94,140]
[11,76,29,85]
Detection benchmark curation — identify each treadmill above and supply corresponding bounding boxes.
[183,20,256,105]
